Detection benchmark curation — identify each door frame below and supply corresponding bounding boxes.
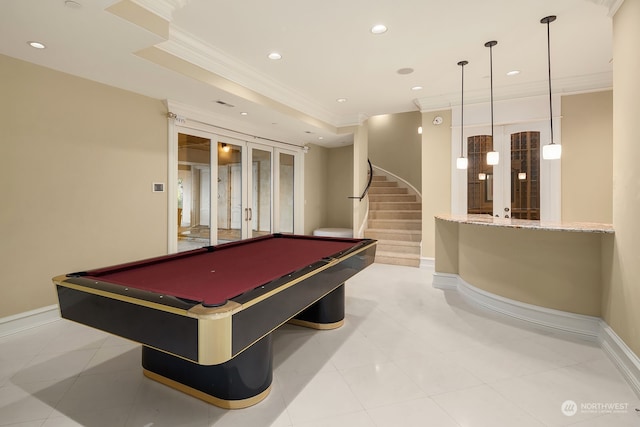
[451,95,561,221]
[166,102,305,253]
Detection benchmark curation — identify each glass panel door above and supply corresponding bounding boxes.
[467,135,493,216]
[248,145,272,238]
[217,141,243,243]
[278,152,295,233]
[465,124,545,219]
[170,124,304,252]
[177,133,213,252]
[510,131,540,219]
[216,141,273,242]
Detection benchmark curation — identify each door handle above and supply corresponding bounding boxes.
[248,208,252,221]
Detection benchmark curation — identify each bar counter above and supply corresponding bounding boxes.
[434,214,614,317]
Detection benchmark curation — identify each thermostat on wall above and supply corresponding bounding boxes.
[152,183,165,192]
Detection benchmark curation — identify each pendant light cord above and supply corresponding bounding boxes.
[546,19,554,145]
[489,45,494,140]
[458,61,467,158]
[484,41,498,150]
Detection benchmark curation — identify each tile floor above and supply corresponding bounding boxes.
[1,263,639,426]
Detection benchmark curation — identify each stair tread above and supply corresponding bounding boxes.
[367,228,421,233]
[370,219,422,222]
[376,251,420,258]
[375,239,420,245]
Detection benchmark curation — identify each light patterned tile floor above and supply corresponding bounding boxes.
[1,263,639,426]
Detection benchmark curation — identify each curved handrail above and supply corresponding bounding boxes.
[348,159,373,201]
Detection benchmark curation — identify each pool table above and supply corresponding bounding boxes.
[53,233,376,408]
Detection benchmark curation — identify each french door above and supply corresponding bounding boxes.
[172,127,301,253]
[455,121,560,221]
[216,139,273,243]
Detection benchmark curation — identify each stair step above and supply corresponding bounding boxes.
[369,194,416,203]
[370,181,398,188]
[368,219,421,230]
[375,240,421,254]
[367,173,421,267]
[370,201,421,210]
[375,251,420,267]
[369,210,421,220]
[369,187,407,195]
[364,229,421,242]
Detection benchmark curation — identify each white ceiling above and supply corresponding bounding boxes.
[0,0,616,147]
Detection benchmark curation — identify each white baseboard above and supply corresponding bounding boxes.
[456,276,601,340]
[600,322,640,397]
[0,305,60,338]
[432,272,458,290]
[420,257,434,269]
[433,272,639,398]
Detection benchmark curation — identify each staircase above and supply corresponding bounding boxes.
[364,174,422,267]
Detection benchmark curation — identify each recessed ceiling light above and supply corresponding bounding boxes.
[336,98,348,103]
[397,67,414,75]
[411,86,423,91]
[28,41,46,49]
[268,52,282,60]
[318,136,324,140]
[370,24,388,35]
[506,70,520,76]
[64,0,82,9]
[240,112,248,116]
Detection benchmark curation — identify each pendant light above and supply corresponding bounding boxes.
[541,15,561,160]
[456,60,469,170]
[485,40,499,166]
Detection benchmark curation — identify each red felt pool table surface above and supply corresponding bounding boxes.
[80,235,362,306]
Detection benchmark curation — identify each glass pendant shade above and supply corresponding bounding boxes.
[456,157,468,170]
[543,143,562,160]
[486,151,499,165]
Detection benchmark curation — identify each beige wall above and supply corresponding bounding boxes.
[561,91,613,223]
[604,0,640,356]
[327,145,354,229]
[459,224,602,316]
[302,143,329,234]
[352,123,369,237]
[421,110,452,258]
[0,55,168,318]
[368,111,421,192]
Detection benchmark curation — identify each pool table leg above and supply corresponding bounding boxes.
[141,333,273,409]
[289,284,345,330]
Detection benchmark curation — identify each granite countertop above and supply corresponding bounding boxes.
[435,214,614,234]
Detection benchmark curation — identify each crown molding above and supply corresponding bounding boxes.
[158,26,342,128]
[585,0,625,16]
[132,0,190,21]
[415,71,612,112]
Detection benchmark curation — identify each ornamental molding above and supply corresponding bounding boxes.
[132,0,190,21]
